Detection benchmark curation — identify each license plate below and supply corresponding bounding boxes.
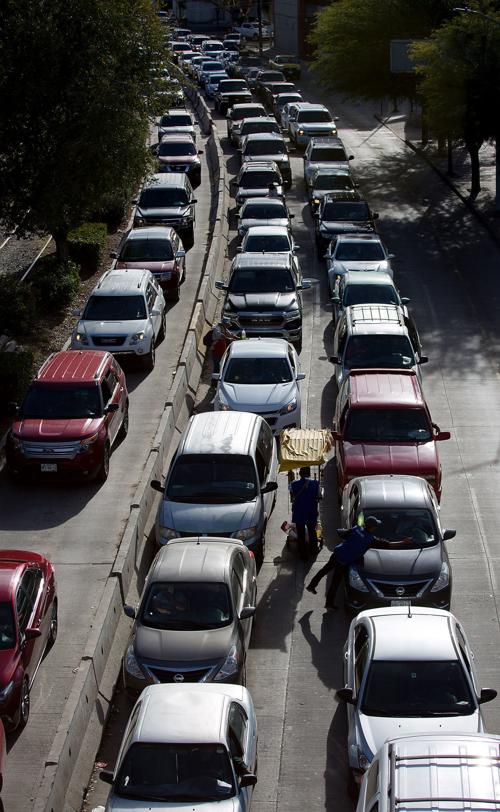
[390,599,411,607]
[41,463,57,473]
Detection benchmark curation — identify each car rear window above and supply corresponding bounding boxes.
[120,238,173,261]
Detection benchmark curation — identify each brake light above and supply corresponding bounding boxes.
[248,550,255,559]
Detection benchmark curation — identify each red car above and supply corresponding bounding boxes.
[0,551,57,731]
[332,369,450,500]
[6,350,128,482]
[112,226,186,302]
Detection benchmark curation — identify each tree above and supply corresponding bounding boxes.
[0,0,172,259]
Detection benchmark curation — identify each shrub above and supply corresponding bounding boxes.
[91,192,130,229]
[30,255,80,310]
[68,222,107,270]
[0,350,34,415]
[0,276,37,336]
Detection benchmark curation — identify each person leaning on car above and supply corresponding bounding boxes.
[306,516,411,610]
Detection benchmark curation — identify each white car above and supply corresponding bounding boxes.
[338,606,497,788]
[288,102,338,147]
[71,268,166,371]
[237,197,294,237]
[331,270,409,321]
[238,224,299,258]
[213,338,305,433]
[99,683,258,810]
[157,109,196,143]
[235,21,273,40]
[325,234,395,287]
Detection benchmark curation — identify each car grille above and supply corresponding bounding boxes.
[367,579,433,598]
[91,336,126,347]
[147,666,214,683]
[239,315,284,327]
[177,531,232,538]
[21,440,81,460]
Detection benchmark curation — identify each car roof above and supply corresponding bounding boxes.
[181,411,260,455]
[347,370,424,408]
[345,304,406,335]
[336,234,383,244]
[143,172,188,187]
[241,197,285,207]
[361,607,457,661]
[292,101,328,110]
[240,160,280,172]
[243,132,285,142]
[159,133,195,144]
[231,103,266,111]
[245,225,290,235]
[342,271,393,286]
[354,475,433,509]
[324,190,362,203]
[162,108,192,116]
[241,116,278,125]
[227,337,290,358]
[36,350,109,384]
[135,686,229,743]
[312,167,351,179]
[232,252,293,270]
[150,539,240,583]
[309,136,344,147]
[124,226,176,241]
[92,268,151,296]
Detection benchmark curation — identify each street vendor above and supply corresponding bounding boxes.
[289,466,321,560]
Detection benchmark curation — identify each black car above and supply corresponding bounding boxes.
[133,173,197,246]
[214,79,252,115]
[254,69,286,100]
[314,190,378,257]
[239,133,292,187]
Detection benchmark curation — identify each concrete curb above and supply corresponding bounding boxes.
[34,87,229,812]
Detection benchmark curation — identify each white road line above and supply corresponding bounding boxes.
[20,235,53,281]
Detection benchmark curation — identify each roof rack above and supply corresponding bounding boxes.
[349,304,404,326]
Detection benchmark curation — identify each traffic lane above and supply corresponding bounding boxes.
[0,134,213,810]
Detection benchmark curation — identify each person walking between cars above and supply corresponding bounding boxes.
[289,466,321,560]
[204,323,229,375]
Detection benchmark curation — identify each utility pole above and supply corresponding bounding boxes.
[257,0,263,55]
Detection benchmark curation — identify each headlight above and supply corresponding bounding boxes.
[0,680,14,702]
[79,432,99,452]
[130,331,145,344]
[74,331,89,345]
[331,128,337,134]
[158,527,180,545]
[298,129,305,135]
[124,645,145,680]
[313,198,320,205]
[431,561,449,592]
[348,567,369,593]
[232,526,257,541]
[214,646,240,681]
[280,398,297,415]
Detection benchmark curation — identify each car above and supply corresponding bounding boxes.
[213,338,305,433]
[261,81,296,110]
[254,69,286,100]
[273,91,303,119]
[173,27,192,39]
[189,34,209,50]
[133,172,197,246]
[111,226,186,301]
[6,350,128,481]
[237,196,294,237]
[330,270,408,321]
[288,102,338,146]
[308,167,356,210]
[216,252,311,348]
[340,475,456,611]
[71,268,166,370]
[233,55,263,79]
[280,100,302,131]
[199,59,226,87]
[205,71,229,99]
[236,20,273,39]
[221,50,240,72]
[239,224,299,256]
[157,133,203,186]
[122,538,257,693]
[170,41,193,63]
[326,234,395,289]
[232,161,284,205]
[187,54,205,79]
[337,606,497,787]
[99,683,257,810]
[245,66,263,90]
[303,135,354,184]
[234,116,281,149]
[224,33,242,47]
[239,133,292,186]
[314,191,378,256]
[331,369,451,501]
[214,78,252,114]
[268,53,301,78]
[226,102,266,143]
[200,39,225,59]
[151,411,278,563]
[0,551,57,731]
[330,304,427,388]
[157,109,196,143]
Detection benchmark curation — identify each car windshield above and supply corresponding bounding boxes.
[241,121,280,136]
[220,81,246,91]
[244,234,291,252]
[344,408,432,442]
[142,582,232,630]
[298,110,332,123]
[224,356,293,384]
[83,295,147,321]
[356,508,438,548]
[244,140,285,156]
[231,106,261,121]
[0,602,16,650]
[343,284,399,307]
[139,188,189,207]
[243,202,287,219]
[241,171,279,189]
[205,62,224,71]
[159,142,196,156]
[344,336,415,370]
[167,453,257,502]
[323,202,370,220]
[230,267,295,293]
[361,660,475,717]
[21,384,102,419]
[173,42,191,51]
[116,743,235,801]
[314,175,353,191]
[277,95,301,106]
[121,238,173,261]
[335,242,385,261]
[160,114,192,127]
[310,147,347,161]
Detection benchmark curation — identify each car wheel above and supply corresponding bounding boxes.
[118,402,129,440]
[97,443,110,483]
[47,601,58,648]
[17,678,30,730]
[256,534,265,570]
[159,312,166,340]
[185,225,195,247]
[143,343,155,371]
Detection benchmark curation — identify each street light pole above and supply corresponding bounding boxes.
[257,0,263,56]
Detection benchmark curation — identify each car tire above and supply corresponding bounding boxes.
[47,601,58,648]
[159,312,167,340]
[143,343,155,371]
[256,533,265,570]
[185,225,195,247]
[118,402,129,440]
[170,282,181,302]
[14,678,30,731]
[96,443,110,483]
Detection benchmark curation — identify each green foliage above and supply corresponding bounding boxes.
[0,350,34,415]
[30,256,80,310]
[0,276,37,336]
[68,222,107,270]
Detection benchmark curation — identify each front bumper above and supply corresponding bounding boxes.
[224,324,302,343]
[344,583,451,612]
[6,441,106,479]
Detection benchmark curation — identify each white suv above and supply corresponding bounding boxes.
[71,268,166,371]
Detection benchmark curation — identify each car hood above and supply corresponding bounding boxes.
[227,292,297,311]
[158,155,199,165]
[105,795,237,811]
[359,545,442,579]
[136,206,189,219]
[77,320,146,337]
[14,417,103,441]
[299,122,336,132]
[220,91,252,99]
[306,160,349,178]
[320,220,374,234]
[159,499,257,533]
[116,260,175,272]
[134,622,235,663]
[219,381,297,410]
[330,260,390,274]
[343,441,439,477]
[243,153,289,164]
[158,125,195,137]
[237,187,284,199]
[357,711,481,762]
[240,217,289,231]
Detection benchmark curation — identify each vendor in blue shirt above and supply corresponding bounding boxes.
[289,466,321,560]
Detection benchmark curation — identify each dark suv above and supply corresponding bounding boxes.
[6,350,128,482]
[214,79,252,114]
[133,173,197,246]
[314,190,378,257]
[216,253,311,349]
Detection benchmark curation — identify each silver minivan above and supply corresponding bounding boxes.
[151,411,278,564]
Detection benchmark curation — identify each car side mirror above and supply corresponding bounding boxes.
[435,430,451,441]
[150,479,165,494]
[8,401,19,416]
[211,373,221,381]
[329,355,340,364]
[293,245,301,251]
[400,296,410,304]
[215,280,228,290]
[239,606,256,620]
[387,253,395,260]
[348,154,354,160]
[236,246,242,253]
[479,688,497,704]
[261,481,278,495]
[123,605,136,619]
[24,628,42,641]
[72,308,82,316]
[176,249,186,258]
[131,198,138,204]
[336,687,356,705]
[297,372,306,381]
[191,198,198,204]
[418,355,429,364]
[109,251,118,259]
[99,769,114,785]
[198,149,204,155]
[331,295,340,304]
[301,280,312,289]
[372,212,379,219]
[105,402,120,413]
[331,430,342,441]
[239,773,258,788]
[443,529,456,541]
[289,213,295,218]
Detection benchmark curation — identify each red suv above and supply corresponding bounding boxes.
[6,350,128,482]
[332,369,450,500]
[112,226,186,302]
[0,550,57,731]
